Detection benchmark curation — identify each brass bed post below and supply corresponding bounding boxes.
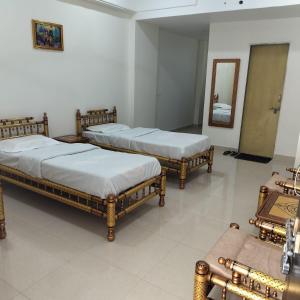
[159,168,167,207]
[207,146,214,173]
[0,181,6,239]
[179,158,188,189]
[43,113,49,137]
[257,186,268,210]
[76,109,82,136]
[193,261,210,300]
[113,106,117,123]
[106,194,116,242]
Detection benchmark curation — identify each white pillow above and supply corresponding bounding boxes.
[213,103,232,110]
[0,135,60,153]
[87,123,130,133]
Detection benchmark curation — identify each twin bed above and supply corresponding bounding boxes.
[0,107,214,242]
[77,107,214,189]
[0,114,166,241]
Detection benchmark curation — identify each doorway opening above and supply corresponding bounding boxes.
[155,29,209,134]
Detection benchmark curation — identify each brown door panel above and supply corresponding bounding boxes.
[239,44,289,157]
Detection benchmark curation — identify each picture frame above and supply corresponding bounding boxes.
[32,19,64,51]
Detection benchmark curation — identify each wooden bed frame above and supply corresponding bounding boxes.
[0,113,166,241]
[76,107,214,189]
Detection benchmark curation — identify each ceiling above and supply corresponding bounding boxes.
[145,4,300,40]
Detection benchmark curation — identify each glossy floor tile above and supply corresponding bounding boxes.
[0,147,293,299]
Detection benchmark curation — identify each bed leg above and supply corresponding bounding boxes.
[193,261,210,300]
[0,181,6,240]
[159,169,167,207]
[207,146,214,173]
[179,158,188,189]
[106,195,116,242]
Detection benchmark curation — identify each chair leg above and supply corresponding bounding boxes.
[193,261,210,300]
[259,228,268,241]
[0,181,6,240]
[179,158,188,189]
[106,195,116,242]
[159,169,166,207]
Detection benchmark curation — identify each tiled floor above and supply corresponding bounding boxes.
[0,148,293,300]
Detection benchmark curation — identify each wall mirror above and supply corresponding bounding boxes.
[208,59,240,128]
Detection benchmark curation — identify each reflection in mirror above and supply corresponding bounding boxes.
[209,59,240,128]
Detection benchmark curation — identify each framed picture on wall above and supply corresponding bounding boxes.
[32,20,64,51]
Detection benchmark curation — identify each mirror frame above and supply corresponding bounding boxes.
[208,58,240,128]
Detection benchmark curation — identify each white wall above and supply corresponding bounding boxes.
[125,0,196,11]
[156,29,198,130]
[194,40,209,125]
[133,21,159,127]
[0,0,130,137]
[202,18,300,157]
[135,0,300,20]
[96,0,196,12]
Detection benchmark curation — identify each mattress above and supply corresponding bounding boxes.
[212,108,231,123]
[84,128,211,160]
[0,143,161,198]
[0,151,21,169]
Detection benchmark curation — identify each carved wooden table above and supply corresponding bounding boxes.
[54,135,89,144]
[256,191,299,226]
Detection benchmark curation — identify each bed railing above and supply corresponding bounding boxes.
[0,113,49,140]
[76,107,117,135]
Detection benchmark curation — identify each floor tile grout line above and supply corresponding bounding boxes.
[19,261,70,297]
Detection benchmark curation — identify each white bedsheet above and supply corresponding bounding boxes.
[18,143,97,177]
[0,143,161,198]
[212,108,231,123]
[0,151,21,169]
[84,128,210,160]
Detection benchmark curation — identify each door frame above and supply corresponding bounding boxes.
[238,42,290,157]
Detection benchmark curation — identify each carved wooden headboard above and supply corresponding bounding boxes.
[0,113,49,140]
[76,106,117,136]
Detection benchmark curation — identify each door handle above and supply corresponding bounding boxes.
[270,106,281,114]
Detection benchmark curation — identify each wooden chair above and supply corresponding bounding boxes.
[195,223,287,299]
[258,168,300,209]
[194,206,300,300]
[193,258,287,300]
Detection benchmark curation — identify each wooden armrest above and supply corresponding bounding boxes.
[249,218,286,238]
[193,259,287,300]
[218,257,287,293]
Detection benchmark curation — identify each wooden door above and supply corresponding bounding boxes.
[239,44,289,158]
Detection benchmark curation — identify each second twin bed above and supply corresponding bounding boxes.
[77,107,214,189]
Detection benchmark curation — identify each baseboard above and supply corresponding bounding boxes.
[273,154,295,161]
[174,124,201,131]
[215,146,238,152]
